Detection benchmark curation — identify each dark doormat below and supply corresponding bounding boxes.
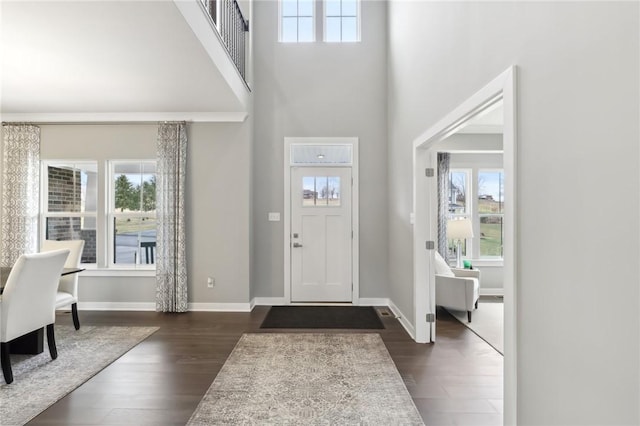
[260,306,385,329]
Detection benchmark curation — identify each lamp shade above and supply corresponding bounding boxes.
[447,218,474,239]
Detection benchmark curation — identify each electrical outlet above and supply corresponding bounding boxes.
[207,277,214,288]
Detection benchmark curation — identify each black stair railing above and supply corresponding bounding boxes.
[200,0,249,82]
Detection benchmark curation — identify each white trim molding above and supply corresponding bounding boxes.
[283,137,360,305]
[479,288,504,297]
[356,298,390,306]
[252,297,287,307]
[388,299,416,341]
[188,303,252,312]
[412,65,517,425]
[77,302,156,311]
[77,302,253,312]
[2,112,248,123]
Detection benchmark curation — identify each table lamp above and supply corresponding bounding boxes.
[447,218,474,268]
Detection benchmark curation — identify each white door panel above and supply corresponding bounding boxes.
[291,167,352,302]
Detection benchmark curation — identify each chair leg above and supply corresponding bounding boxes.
[475,300,479,309]
[46,324,58,360]
[72,303,80,330]
[1,342,13,384]
[467,311,472,322]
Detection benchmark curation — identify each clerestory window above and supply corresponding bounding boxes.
[324,0,359,42]
[279,0,360,43]
[280,0,315,42]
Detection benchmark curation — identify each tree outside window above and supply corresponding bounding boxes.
[111,162,157,266]
[478,170,504,258]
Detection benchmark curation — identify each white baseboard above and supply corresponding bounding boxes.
[388,299,416,340]
[251,297,390,307]
[480,288,504,297]
[252,297,287,307]
[78,302,156,311]
[357,298,389,306]
[189,303,251,312]
[77,302,252,312]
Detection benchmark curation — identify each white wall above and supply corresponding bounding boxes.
[37,123,251,307]
[251,0,389,300]
[388,1,639,424]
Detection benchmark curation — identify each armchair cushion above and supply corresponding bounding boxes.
[435,264,481,318]
[434,252,455,277]
[435,275,479,312]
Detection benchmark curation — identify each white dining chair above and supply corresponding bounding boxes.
[0,249,70,384]
[41,240,85,330]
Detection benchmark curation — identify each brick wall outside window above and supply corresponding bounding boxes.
[47,167,97,263]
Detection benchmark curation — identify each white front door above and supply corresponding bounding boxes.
[290,167,352,302]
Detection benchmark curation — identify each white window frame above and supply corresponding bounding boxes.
[448,168,472,260]
[279,0,316,43]
[40,160,98,266]
[107,160,157,269]
[323,0,361,42]
[477,168,504,260]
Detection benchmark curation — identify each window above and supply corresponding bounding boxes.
[41,160,156,270]
[449,170,469,216]
[324,0,359,42]
[42,162,98,264]
[448,169,470,261]
[302,176,341,206]
[447,168,505,261]
[280,0,315,42]
[109,162,157,266]
[478,170,504,258]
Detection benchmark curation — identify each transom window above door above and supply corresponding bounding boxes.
[290,144,353,165]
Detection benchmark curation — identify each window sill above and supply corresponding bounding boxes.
[79,268,155,278]
[468,259,504,268]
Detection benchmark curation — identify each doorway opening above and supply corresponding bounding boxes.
[284,138,359,304]
[412,67,517,424]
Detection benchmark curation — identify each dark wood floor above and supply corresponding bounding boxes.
[29,306,503,426]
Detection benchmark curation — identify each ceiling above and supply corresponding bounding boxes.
[457,100,503,134]
[1,1,247,122]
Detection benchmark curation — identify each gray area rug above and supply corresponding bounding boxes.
[0,325,159,425]
[449,301,504,354]
[187,333,424,425]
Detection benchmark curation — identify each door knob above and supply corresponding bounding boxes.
[293,242,303,248]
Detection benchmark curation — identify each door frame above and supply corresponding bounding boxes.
[284,137,359,304]
[412,66,517,425]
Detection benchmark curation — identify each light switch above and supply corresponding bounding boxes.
[268,212,281,222]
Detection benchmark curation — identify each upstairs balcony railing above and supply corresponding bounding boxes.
[201,0,249,82]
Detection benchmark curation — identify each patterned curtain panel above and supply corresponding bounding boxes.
[155,122,188,312]
[1,124,40,267]
[437,152,450,260]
